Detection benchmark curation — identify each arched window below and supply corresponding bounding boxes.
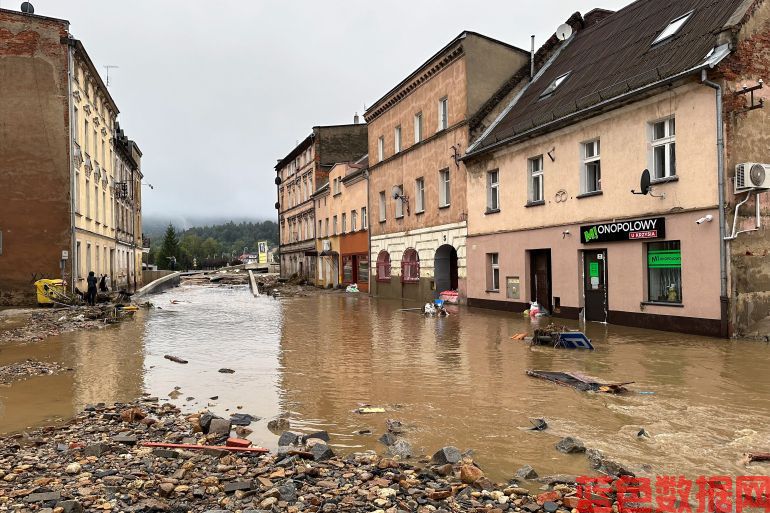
[376,251,391,282]
[401,248,420,283]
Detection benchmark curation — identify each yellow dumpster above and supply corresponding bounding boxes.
[35,279,66,305]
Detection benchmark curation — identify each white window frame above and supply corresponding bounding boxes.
[394,125,402,153]
[653,11,693,45]
[414,112,423,143]
[351,210,357,231]
[528,156,544,203]
[415,177,425,213]
[489,253,500,291]
[341,212,347,233]
[379,191,386,222]
[333,215,338,235]
[361,207,368,229]
[540,72,571,99]
[439,169,450,207]
[650,117,676,179]
[581,139,601,193]
[487,169,499,211]
[438,97,448,131]
[377,136,384,162]
[395,184,404,218]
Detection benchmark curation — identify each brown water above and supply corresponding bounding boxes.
[1,283,769,481]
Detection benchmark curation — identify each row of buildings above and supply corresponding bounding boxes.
[276,0,770,339]
[0,7,145,305]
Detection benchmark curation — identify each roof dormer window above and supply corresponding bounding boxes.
[539,72,571,99]
[652,11,693,46]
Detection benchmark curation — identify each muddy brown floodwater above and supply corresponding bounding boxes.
[1,283,769,481]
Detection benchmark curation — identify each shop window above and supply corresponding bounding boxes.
[487,253,500,291]
[647,241,682,303]
[342,255,354,284]
[376,250,391,282]
[581,140,601,193]
[651,117,676,179]
[401,248,420,283]
[358,255,369,283]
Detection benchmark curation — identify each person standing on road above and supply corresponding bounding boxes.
[86,271,98,306]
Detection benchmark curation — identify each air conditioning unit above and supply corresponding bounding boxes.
[735,162,770,193]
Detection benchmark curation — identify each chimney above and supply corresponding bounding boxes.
[354,112,360,124]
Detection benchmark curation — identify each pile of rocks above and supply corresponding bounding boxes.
[0,359,69,385]
[0,400,595,513]
[0,306,123,345]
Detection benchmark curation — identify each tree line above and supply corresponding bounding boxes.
[149,220,278,270]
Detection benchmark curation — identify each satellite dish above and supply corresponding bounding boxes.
[632,169,652,195]
[20,1,34,13]
[556,23,573,41]
[391,185,402,199]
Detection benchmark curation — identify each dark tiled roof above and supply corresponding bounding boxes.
[472,0,747,154]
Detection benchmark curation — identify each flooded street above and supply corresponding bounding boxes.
[1,283,770,481]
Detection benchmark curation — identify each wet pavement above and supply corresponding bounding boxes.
[1,283,769,481]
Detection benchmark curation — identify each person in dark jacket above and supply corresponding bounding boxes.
[99,274,108,292]
[86,271,98,306]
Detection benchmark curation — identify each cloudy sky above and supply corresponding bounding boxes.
[12,0,631,221]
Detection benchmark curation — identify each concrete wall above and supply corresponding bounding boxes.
[717,0,770,338]
[0,10,72,305]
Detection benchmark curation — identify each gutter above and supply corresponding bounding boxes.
[465,45,732,161]
[67,39,77,292]
[701,69,729,337]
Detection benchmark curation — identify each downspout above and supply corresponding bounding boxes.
[701,69,729,338]
[365,168,371,296]
[67,40,77,293]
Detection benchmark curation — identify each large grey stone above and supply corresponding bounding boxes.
[378,432,397,446]
[555,436,586,454]
[278,481,297,503]
[278,431,299,446]
[24,491,61,503]
[310,443,334,461]
[431,446,461,465]
[223,480,253,493]
[84,443,111,457]
[515,465,538,480]
[386,438,412,459]
[57,500,84,513]
[208,418,232,435]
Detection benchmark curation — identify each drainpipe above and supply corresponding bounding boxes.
[67,41,77,293]
[365,168,371,295]
[701,69,729,338]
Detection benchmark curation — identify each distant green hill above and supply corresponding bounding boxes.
[148,220,278,269]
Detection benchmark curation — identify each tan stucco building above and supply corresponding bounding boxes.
[313,159,370,291]
[365,32,530,303]
[275,124,367,280]
[463,0,770,337]
[0,7,144,304]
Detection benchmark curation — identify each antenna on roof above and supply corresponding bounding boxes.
[20,1,34,13]
[556,23,573,41]
[103,65,119,87]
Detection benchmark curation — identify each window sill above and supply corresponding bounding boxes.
[333,192,342,197]
[438,204,450,210]
[485,208,501,215]
[577,190,603,199]
[641,301,684,308]
[379,219,386,224]
[415,210,425,215]
[651,175,679,185]
[525,200,545,208]
[395,215,404,220]
[486,289,500,293]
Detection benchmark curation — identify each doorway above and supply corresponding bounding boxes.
[583,249,608,322]
[434,244,459,293]
[529,249,552,312]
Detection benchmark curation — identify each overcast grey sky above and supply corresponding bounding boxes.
[14,0,631,221]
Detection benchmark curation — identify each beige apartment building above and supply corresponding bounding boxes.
[0,7,144,304]
[313,158,370,291]
[463,0,770,337]
[275,124,367,279]
[113,123,144,291]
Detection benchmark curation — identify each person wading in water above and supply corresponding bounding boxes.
[86,271,98,306]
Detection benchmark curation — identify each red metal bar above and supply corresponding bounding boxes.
[140,441,268,453]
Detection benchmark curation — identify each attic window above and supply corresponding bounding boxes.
[652,11,693,45]
[539,72,571,99]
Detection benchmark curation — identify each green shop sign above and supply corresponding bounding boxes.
[648,250,681,269]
